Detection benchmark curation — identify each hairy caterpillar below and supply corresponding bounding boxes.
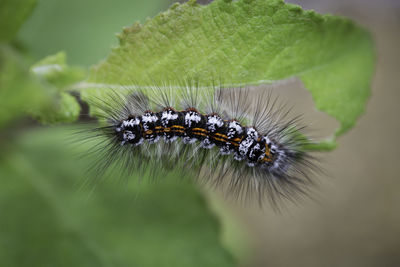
[83,82,318,206]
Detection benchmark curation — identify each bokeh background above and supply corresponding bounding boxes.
[220,1,400,266]
[1,0,399,266]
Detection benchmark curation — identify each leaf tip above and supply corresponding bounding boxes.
[117,22,142,45]
[304,9,324,23]
[286,3,303,13]
[127,22,142,34]
[170,2,180,10]
[243,0,255,4]
[187,0,198,6]
[305,138,338,151]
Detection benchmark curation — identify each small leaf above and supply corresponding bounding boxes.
[80,0,375,150]
[0,48,83,126]
[30,52,85,124]
[32,92,81,124]
[0,45,49,127]
[31,51,87,89]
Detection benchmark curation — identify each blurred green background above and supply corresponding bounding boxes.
[1,0,400,266]
[17,0,170,66]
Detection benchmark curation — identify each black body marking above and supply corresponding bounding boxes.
[84,86,318,207]
[115,109,281,169]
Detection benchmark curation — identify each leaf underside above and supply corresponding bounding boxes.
[80,0,375,150]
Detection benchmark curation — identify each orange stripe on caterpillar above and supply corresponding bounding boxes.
[82,85,318,208]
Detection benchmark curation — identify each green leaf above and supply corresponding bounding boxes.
[0,0,37,41]
[0,48,83,126]
[0,126,235,267]
[31,91,81,124]
[29,52,86,124]
[79,0,375,150]
[0,45,49,127]
[31,51,87,89]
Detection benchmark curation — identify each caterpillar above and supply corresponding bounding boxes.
[83,82,318,207]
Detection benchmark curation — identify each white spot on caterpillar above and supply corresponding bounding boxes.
[207,115,224,132]
[270,145,278,154]
[142,113,158,131]
[238,139,252,157]
[201,138,215,149]
[234,152,245,161]
[263,136,272,146]
[227,121,243,138]
[122,118,140,127]
[184,111,201,128]
[238,127,259,157]
[246,127,258,140]
[123,131,135,141]
[219,146,232,155]
[249,143,263,160]
[164,135,178,143]
[142,113,158,123]
[147,135,160,144]
[183,136,197,144]
[161,110,178,127]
